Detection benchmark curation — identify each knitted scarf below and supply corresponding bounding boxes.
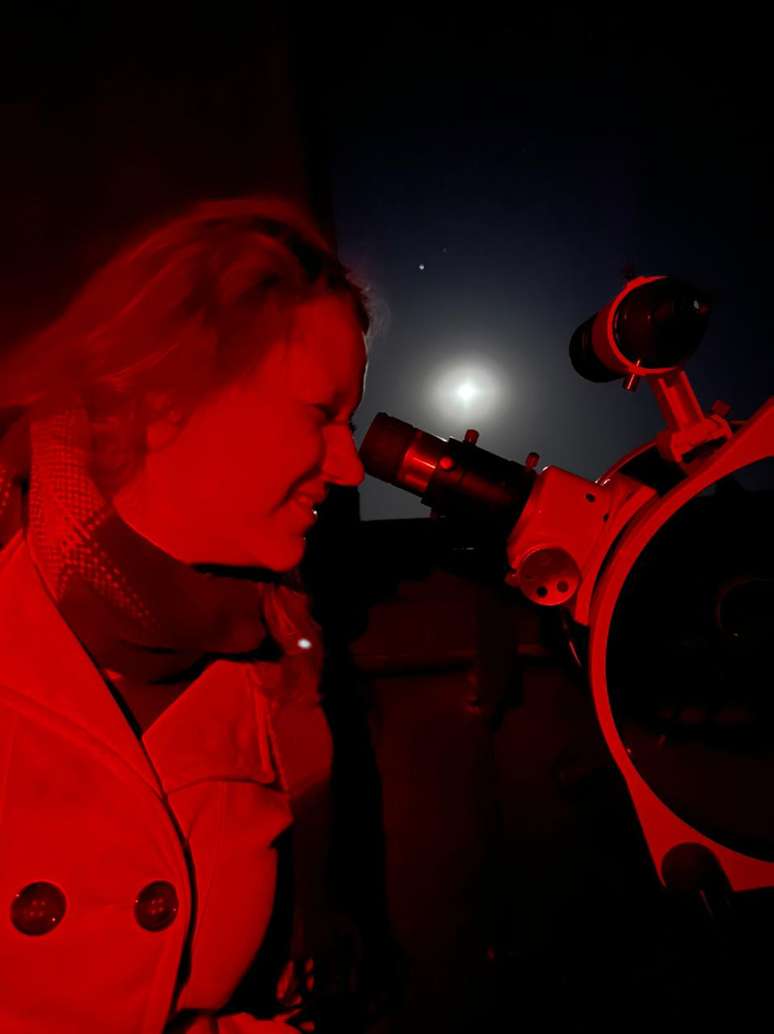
[0,406,322,731]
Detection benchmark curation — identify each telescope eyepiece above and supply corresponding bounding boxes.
[359,413,420,484]
[359,412,536,534]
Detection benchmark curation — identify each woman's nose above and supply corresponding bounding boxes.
[324,430,365,487]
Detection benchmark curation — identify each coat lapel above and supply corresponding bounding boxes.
[0,532,161,792]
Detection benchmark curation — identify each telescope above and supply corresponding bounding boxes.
[360,274,774,903]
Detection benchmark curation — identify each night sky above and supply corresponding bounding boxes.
[300,11,773,520]
[1,11,771,526]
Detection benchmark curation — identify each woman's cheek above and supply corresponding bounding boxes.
[276,428,325,493]
[297,422,327,472]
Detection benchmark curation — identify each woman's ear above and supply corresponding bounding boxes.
[143,392,187,452]
[145,415,183,452]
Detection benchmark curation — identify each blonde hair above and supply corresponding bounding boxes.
[0,197,371,494]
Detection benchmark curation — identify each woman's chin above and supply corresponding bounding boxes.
[188,533,307,574]
[241,530,308,572]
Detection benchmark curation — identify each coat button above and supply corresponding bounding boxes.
[134,881,179,931]
[11,882,67,935]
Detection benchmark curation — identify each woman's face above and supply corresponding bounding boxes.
[111,294,368,571]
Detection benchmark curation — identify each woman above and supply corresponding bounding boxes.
[0,198,370,1032]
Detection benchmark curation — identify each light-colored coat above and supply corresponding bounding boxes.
[0,532,301,1032]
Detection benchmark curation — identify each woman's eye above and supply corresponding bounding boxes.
[312,405,356,435]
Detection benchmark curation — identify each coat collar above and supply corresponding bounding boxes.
[0,531,293,798]
[0,531,165,792]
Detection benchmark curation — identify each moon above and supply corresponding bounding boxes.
[429,359,504,425]
[455,380,478,404]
